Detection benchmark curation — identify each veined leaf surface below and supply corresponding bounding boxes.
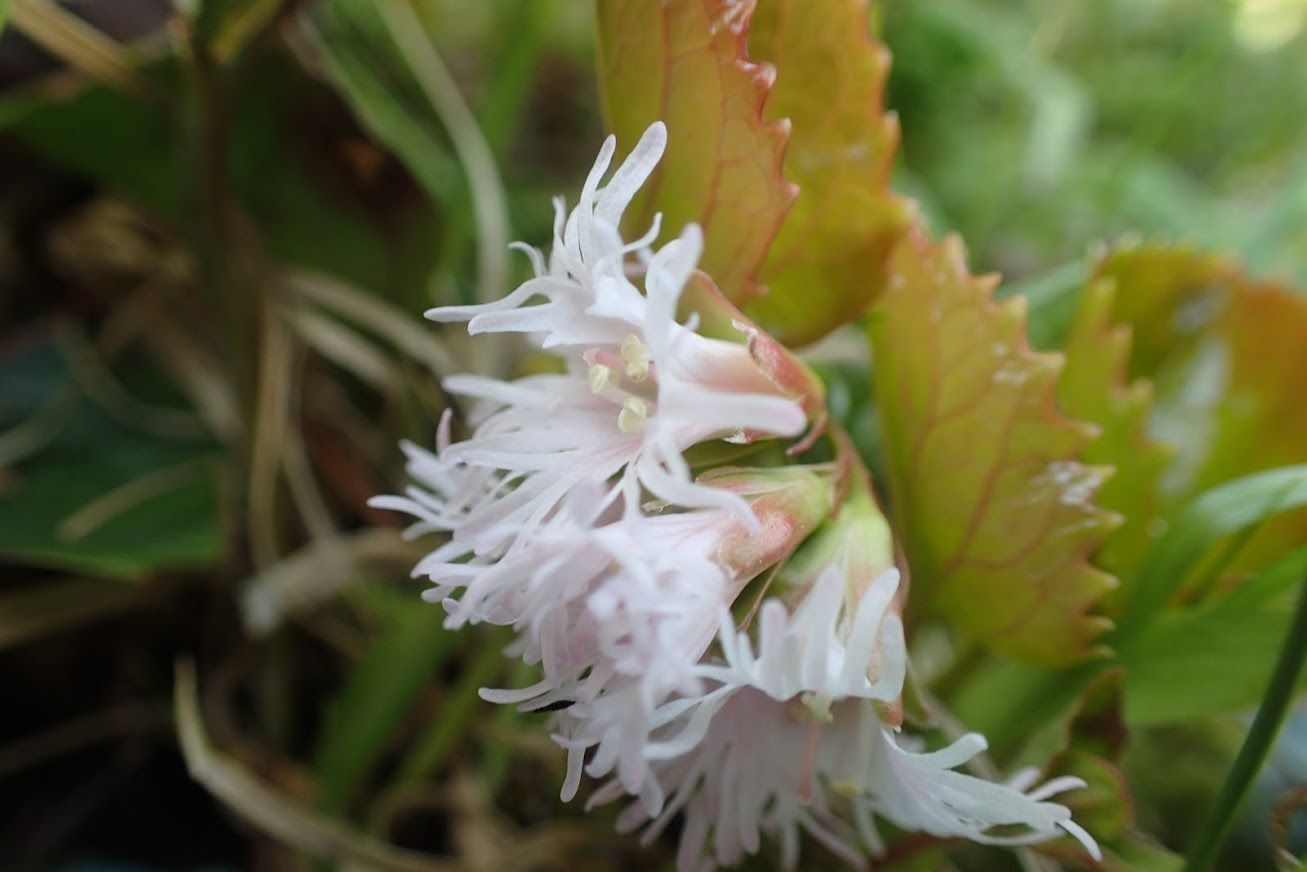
[1094,246,1307,577]
[1058,279,1172,587]
[745,0,912,346]
[869,231,1118,666]
[596,0,793,305]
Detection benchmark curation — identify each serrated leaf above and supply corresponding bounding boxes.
[596,0,793,305]
[1093,246,1307,578]
[868,232,1118,666]
[1090,246,1233,384]
[1004,258,1093,353]
[743,0,913,346]
[1058,279,1173,589]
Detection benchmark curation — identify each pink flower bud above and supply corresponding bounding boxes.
[698,464,837,581]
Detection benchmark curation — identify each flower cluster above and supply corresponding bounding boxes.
[375,124,1100,869]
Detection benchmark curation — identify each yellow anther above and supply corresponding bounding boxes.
[830,780,861,798]
[617,397,649,434]
[800,691,834,724]
[620,334,652,381]
[588,363,613,394]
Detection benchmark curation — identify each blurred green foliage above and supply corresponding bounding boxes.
[885,0,1307,286]
[0,0,1305,869]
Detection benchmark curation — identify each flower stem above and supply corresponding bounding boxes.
[1184,573,1307,872]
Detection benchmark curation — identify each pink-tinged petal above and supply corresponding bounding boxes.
[596,121,667,227]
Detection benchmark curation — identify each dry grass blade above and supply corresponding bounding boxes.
[290,305,399,393]
[0,577,157,651]
[172,660,456,872]
[58,457,213,541]
[240,528,423,635]
[143,316,242,441]
[54,325,209,441]
[283,421,337,545]
[373,2,509,306]
[247,304,296,569]
[0,385,78,467]
[286,269,463,382]
[373,1,510,378]
[1270,785,1307,871]
[8,0,157,100]
[207,0,280,62]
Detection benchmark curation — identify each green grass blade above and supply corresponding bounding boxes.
[392,640,505,788]
[314,604,457,814]
[1183,569,1307,872]
[303,7,460,206]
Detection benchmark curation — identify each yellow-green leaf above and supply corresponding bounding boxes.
[744,0,913,346]
[596,0,793,305]
[869,232,1118,666]
[1093,245,1307,576]
[1058,279,1173,588]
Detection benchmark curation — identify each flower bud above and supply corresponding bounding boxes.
[695,464,836,582]
[678,270,827,424]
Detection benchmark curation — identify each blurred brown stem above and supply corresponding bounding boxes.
[183,20,256,531]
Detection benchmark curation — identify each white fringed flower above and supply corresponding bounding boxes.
[429,122,671,351]
[603,565,1100,870]
[374,121,807,704]
[430,223,805,542]
[371,118,1098,871]
[466,505,742,710]
[863,727,1097,856]
[372,122,813,813]
[379,428,747,707]
[422,122,807,544]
